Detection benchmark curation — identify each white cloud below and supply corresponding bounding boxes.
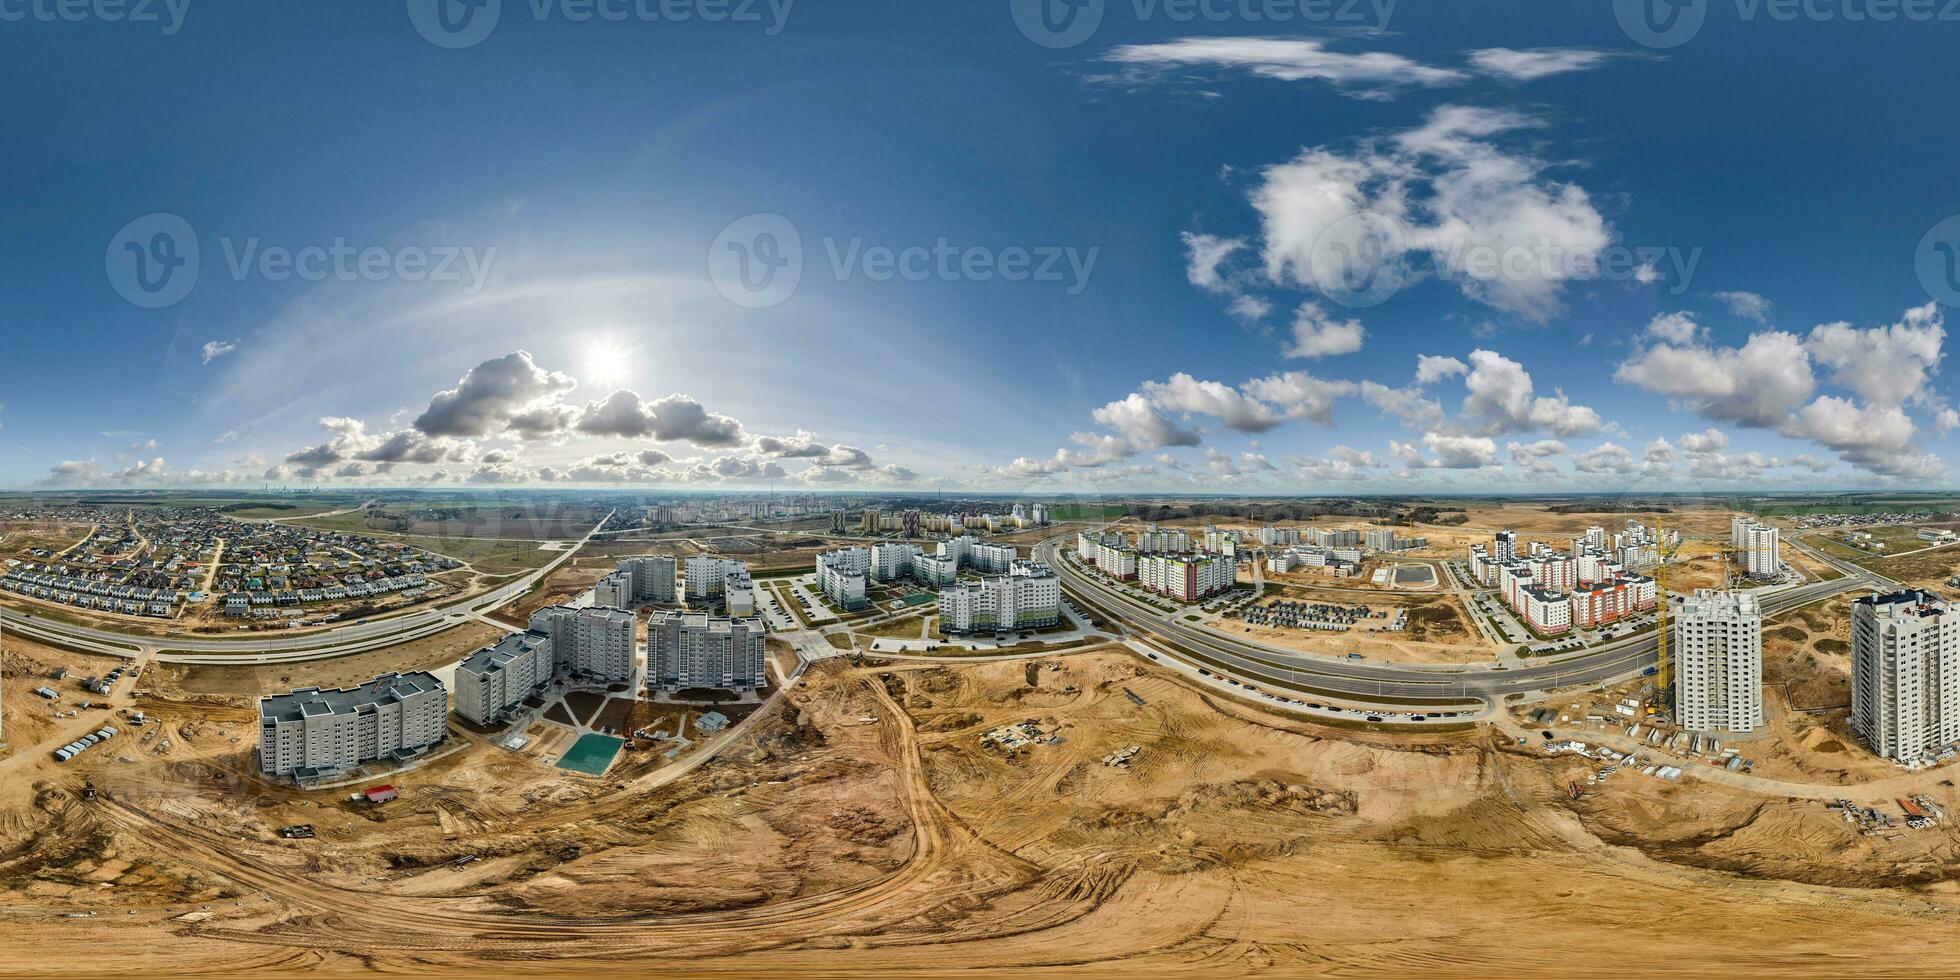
[1283,302,1365,358]
[1360,381,1444,431]
[1144,373,1287,433]
[1803,302,1944,407]
[200,339,238,364]
[1103,37,1467,100]
[1467,47,1618,81]
[573,390,748,447]
[1252,105,1611,320]
[1238,371,1356,425]
[414,350,579,439]
[1180,232,1246,292]
[1092,392,1203,450]
[1414,354,1467,384]
[1644,312,1701,345]
[1570,442,1637,477]
[1461,349,1609,437]
[1677,428,1729,455]
[1422,432,1499,469]
[1711,291,1772,324]
[1508,438,1565,477]
[1615,330,1816,427]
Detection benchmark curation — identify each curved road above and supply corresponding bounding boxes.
[1035,531,1893,710]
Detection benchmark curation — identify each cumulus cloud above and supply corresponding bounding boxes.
[573,390,748,447]
[1508,438,1565,477]
[1414,354,1467,384]
[1803,302,1943,407]
[1461,349,1609,437]
[1239,371,1356,425]
[1570,442,1637,477]
[1421,432,1499,469]
[1092,393,1203,450]
[1359,381,1444,431]
[1615,330,1815,427]
[200,339,238,364]
[414,351,578,439]
[1143,373,1286,433]
[1644,312,1702,345]
[1252,105,1611,320]
[1282,302,1365,358]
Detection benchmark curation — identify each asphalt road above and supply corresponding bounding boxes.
[1036,532,1894,709]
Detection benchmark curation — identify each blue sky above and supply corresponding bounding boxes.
[3,0,1958,494]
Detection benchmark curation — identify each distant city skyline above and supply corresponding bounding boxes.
[4,3,1957,494]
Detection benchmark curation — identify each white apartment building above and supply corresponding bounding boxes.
[592,572,630,610]
[940,560,1061,635]
[1094,542,1138,580]
[869,542,922,582]
[649,610,768,693]
[1307,528,1360,549]
[257,672,448,778]
[1852,590,1960,763]
[1258,525,1303,547]
[1673,589,1763,734]
[817,547,870,610]
[1136,526,1193,553]
[937,535,1015,574]
[617,555,678,604]
[1138,552,1235,602]
[1493,530,1518,562]
[1732,519,1780,579]
[913,552,959,586]
[684,555,748,601]
[454,630,554,726]
[529,605,637,684]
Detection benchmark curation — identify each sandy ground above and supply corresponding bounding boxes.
[3,642,1960,975]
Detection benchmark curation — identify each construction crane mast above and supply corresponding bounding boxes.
[1654,517,1671,707]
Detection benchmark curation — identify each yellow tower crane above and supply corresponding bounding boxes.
[1654,517,1670,707]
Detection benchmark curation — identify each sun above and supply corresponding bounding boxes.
[581,338,631,391]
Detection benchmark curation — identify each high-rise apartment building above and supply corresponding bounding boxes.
[1673,589,1763,734]
[649,611,769,693]
[1851,590,1960,763]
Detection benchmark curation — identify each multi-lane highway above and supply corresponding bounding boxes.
[1036,531,1895,710]
[0,512,612,664]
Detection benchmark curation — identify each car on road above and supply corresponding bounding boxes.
[1365,716,1383,723]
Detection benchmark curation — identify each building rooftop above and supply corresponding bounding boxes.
[259,671,444,724]
[458,630,551,677]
